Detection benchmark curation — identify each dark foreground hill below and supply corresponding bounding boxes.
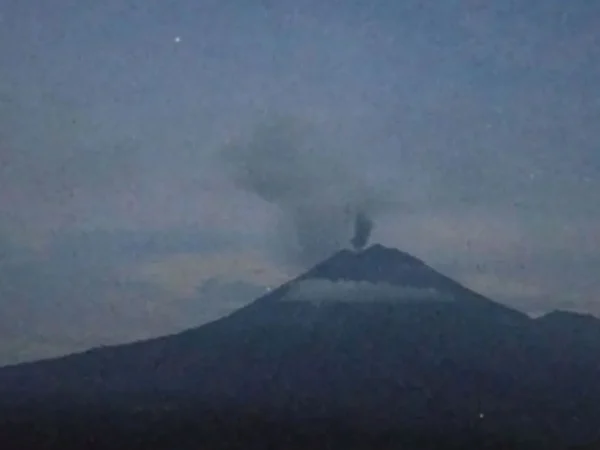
[1,244,600,449]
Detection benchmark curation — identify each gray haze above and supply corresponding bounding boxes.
[0,1,599,364]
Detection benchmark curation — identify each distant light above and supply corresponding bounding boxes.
[479,413,485,419]
[174,36,181,43]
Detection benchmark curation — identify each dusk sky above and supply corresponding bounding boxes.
[1,0,599,365]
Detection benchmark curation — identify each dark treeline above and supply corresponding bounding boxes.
[0,406,595,450]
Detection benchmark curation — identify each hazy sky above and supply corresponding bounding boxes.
[1,0,599,365]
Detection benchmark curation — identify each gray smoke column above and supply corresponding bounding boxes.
[351,211,373,250]
[220,116,388,266]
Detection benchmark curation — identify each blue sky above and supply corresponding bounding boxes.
[1,0,599,365]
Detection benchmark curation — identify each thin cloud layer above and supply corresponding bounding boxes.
[282,279,453,304]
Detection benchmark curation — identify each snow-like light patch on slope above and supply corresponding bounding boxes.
[281,279,454,303]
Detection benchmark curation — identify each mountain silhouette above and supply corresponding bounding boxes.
[1,244,600,447]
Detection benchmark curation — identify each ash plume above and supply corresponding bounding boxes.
[220,115,389,266]
[351,211,373,251]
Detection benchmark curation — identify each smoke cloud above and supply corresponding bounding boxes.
[350,211,374,251]
[220,116,390,266]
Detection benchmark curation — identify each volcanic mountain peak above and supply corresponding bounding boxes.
[300,244,429,284]
[271,244,492,306]
[263,245,531,323]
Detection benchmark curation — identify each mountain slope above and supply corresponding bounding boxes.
[0,245,599,444]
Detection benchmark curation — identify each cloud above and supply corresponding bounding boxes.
[46,227,238,267]
[0,229,276,366]
[123,250,290,297]
[282,279,453,304]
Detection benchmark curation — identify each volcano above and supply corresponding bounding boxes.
[1,245,600,447]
